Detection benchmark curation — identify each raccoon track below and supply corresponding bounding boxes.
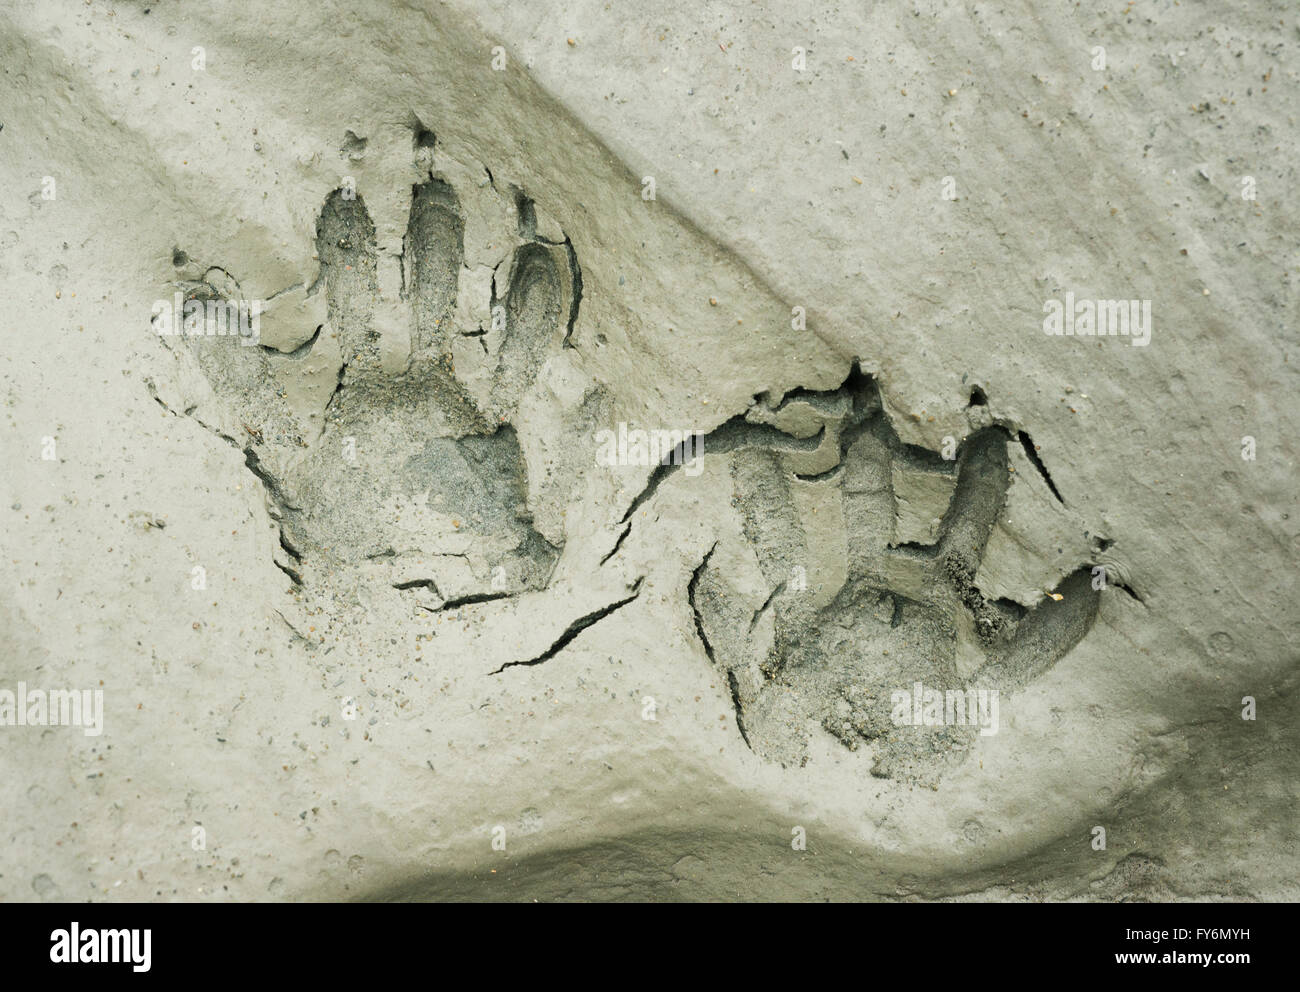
[158,134,580,603]
[688,365,1106,782]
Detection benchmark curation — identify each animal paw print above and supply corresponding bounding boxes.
[159,130,580,606]
[686,367,1107,781]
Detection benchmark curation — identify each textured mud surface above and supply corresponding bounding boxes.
[2,0,1297,903]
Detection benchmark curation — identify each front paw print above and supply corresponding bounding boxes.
[158,128,581,607]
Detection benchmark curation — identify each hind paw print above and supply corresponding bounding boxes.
[687,367,1116,781]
